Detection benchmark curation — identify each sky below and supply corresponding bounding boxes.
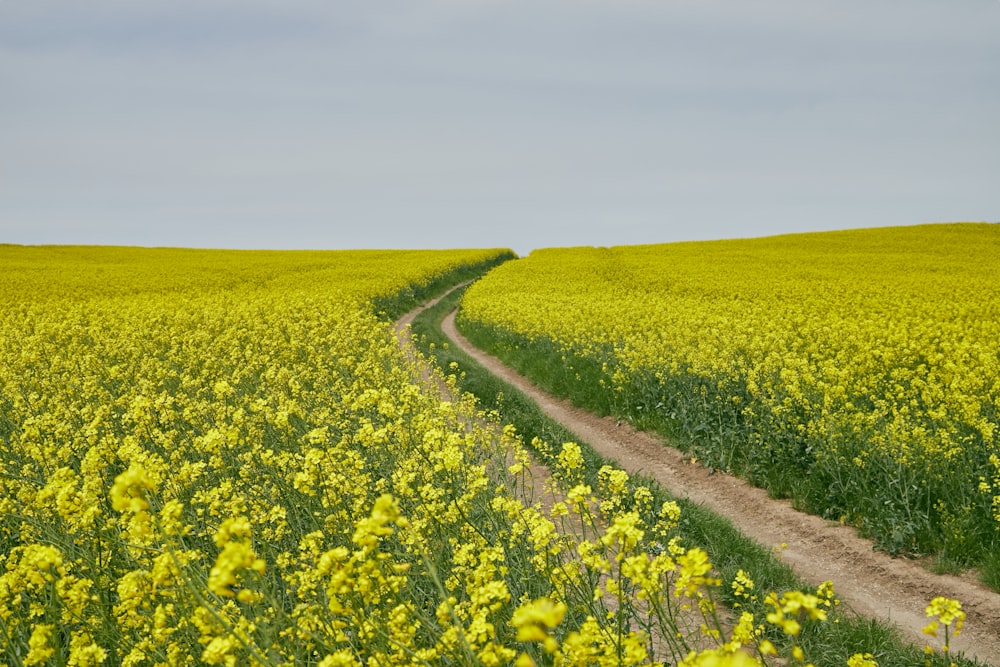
[2,1,998,257]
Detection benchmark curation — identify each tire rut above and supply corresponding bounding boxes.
[439,309,1000,666]
[395,291,714,661]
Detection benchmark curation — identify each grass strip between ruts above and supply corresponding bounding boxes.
[407,283,985,667]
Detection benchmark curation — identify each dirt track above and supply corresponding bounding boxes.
[432,307,1000,666]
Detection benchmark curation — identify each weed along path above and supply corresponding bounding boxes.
[396,291,721,660]
[395,286,566,519]
[436,308,1000,666]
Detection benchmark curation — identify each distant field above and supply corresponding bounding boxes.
[459,224,1000,574]
[0,242,982,666]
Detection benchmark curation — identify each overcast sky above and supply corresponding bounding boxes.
[2,1,997,256]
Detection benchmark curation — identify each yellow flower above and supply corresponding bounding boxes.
[675,547,720,598]
[764,590,827,637]
[109,463,156,514]
[925,596,965,631]
[601,511,645,552]
[25,624,56,666]
[846,653,879,667]
[728,611,758,647]
[731,569,755,601]
[556,442,586,485]
[678,647,762,666]
[923,595,965,657]
[512,597,567,649]
[318,650,362,667]
[201,635,238,666]
[67,633,108,667]
[352,493,402,550]
[208,516,265,598]
[513,597,566,635]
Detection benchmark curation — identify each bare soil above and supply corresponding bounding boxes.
[434,308,1000,666]
[395,292,722,660]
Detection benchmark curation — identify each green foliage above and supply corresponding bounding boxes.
[411,287,988,667]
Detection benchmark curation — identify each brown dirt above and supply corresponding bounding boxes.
[396,293,715,661]
[436,308,1000,666]
[395,286,566,515]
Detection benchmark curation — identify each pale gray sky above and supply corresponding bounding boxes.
[2,1,998,256]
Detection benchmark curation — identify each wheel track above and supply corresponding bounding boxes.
[395,290,722,660]
[438,308,1000,666]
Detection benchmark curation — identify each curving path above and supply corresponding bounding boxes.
[438,308,1000,666]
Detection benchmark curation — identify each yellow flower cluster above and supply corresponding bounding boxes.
[1,246,557,665]
[0,245,954,666]
[923,595,966,660]
[460,223,1000,559]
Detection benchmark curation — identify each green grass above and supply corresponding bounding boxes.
[376,250,517,321]
[408,284,987,667]
[454,311,1000,572]
[982,546,1000,591]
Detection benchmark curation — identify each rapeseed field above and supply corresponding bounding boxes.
[0,244,971,666]
[460,224,1000,572]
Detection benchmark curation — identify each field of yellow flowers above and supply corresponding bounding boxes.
[459,224,1000,575]
[2,245,874,666]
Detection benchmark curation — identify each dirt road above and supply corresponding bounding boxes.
[438,308,1000,666]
